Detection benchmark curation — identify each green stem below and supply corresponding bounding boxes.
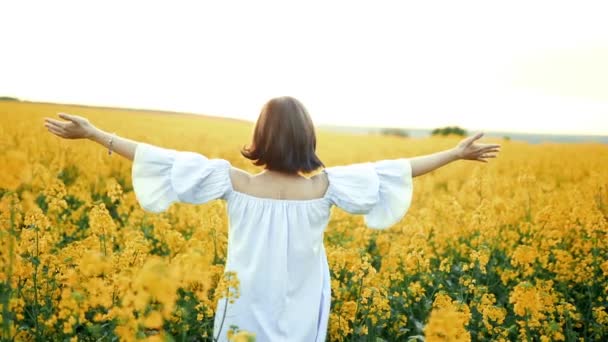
[351,275,364,340]
[2,194,16,340]
[214,286,230,342]
[33,226,40,341]
[101,218,107,256]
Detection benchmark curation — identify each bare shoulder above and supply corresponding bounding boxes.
[310,169,329,195]
[229,166,251,192]
[229,166,329,198]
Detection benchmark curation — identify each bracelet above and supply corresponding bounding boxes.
[108,132,116,155]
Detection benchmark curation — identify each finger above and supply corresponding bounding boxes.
[46,125,65,137]
[44,122,64,130]
[58,112,75,122]
[44,120,62,129]
[477,153,498,162]
[481,146,501,153]
[479,151,498,157]
[46,120,66,131]
[477,143,501,149]
[46,122,65,133]
[45,118,69,128]
[467,132,484,146]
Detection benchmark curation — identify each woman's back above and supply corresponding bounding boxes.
[221,176,334,342]
[131,142,414,342]
[229,167,330,201]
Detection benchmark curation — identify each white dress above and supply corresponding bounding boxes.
[131,142,414,342]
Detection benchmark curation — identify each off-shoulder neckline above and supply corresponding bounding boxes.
[226,169,332,204]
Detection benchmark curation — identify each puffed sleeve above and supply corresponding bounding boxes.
[131,142,232,213]
[325,158,413,229]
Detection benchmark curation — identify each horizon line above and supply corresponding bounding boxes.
[2,95,607,138]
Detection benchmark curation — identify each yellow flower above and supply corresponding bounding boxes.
[425,293,471,341]
[228,330,256,342]
[143,311,163,329]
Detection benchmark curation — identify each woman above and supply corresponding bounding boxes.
[44,96,500,341]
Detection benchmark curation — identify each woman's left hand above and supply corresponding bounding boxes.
[44,113,96,139]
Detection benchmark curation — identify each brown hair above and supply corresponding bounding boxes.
[241,96,325,174]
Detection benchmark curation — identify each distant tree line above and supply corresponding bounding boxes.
[431,126,467,136]
[377,126,469,138]
[379,127,409,138]
[0,96,20,101]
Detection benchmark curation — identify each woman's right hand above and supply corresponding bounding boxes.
[44,113,96,139]
[454,132,501,163]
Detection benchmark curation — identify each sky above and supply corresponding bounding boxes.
[2,0,608,135]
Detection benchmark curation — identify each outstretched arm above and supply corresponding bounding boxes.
[44,113,138,161]
[410,132,501,177]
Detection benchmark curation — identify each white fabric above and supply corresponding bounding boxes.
[131,142,414,342]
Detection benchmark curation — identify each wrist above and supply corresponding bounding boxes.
[88,127,105,142]
[449,148,461,161]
